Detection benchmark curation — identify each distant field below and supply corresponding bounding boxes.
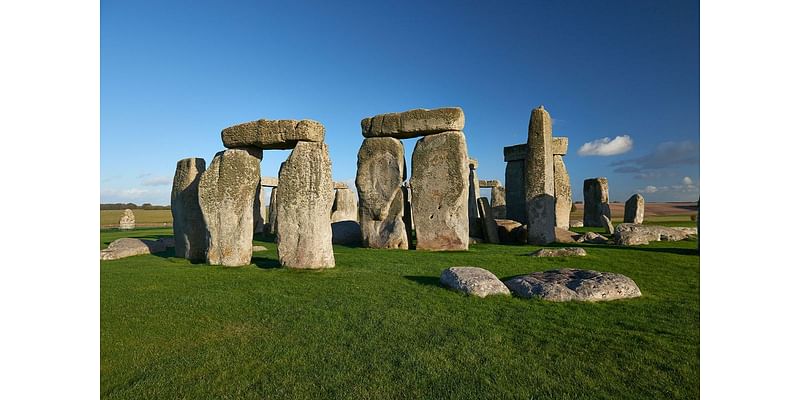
[101,209,173,228]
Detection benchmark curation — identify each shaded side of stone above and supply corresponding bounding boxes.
[623,193,645,224]
[171,157,207,261]
[583,178,611,227]
[478,197,500,244]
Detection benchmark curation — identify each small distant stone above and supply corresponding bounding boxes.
[119,209,135,230]
[440,267,511,298]
[569,220,584,228]
[575,232,608,244]
[504,268,642,302]
[252,245,268,252]
[529,248,587,257]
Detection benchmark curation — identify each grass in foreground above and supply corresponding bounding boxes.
[101,225,699,399]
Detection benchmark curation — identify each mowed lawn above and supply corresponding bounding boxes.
[100,223,699,399]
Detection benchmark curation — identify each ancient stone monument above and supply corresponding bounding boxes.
[624,193,645,224]
[355,137,408,249]
[260,176,279,234]
[583,177,611,227]
[477,197,500,244]
[331,185,358,223]
[440,267,510,297]
[552,137,572,229]
[276,141,335,268]
[198,147,263,267]
[467,158,482,238]
[118,209,135,230]
[253,184,266,234]
[504,268,642,302]
[525,106,556,245]
[267,186,278,234]
[503,144,527,224]
[358,107,469,251]
[171,157,207,261]
[480,180,506,219]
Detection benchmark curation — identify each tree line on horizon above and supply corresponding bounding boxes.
[100,203,171,210]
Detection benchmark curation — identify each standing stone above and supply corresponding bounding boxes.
[525,106,555,245]
[602,215,614,234]
[171,157,207,261]
[624,193,645,224]
[199,148,263,266]
[583,177,611,227]
[491,185,506,219]
[276,142,335,268]
[356,137,408,249]
[468,158,482,238]
[267,186,278,234]
[552,137,572,229]
[331,188,358,222]
[253,184,266,233]
[504,144,527,224]
[411,131,469,251]
[118,209,135,230]
[478,197,500,244]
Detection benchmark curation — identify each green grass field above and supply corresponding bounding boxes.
[101,223,699,399]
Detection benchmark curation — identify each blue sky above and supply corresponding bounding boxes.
[101,0,699,204]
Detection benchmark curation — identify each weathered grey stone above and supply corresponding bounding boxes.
[504,269,642,302]
[440,267,510,298]
[260,176,279,187]
[503,143,527,162]
[623,194,645,224]
[673,227,698,235]
[613,223,689,245]
[411,131,470,251]
[479,179,501,188]
[555,227,580,243]
[602,215,614,234]
[553,154,572,229]
[171,157,207,261]
[254,184,266,234]
[583,178,611,227]
[525,106,556,244]
[267,186,278,234]
[569,220,584,228]
[468,158,482,238]
[478,197,500,244]
[199,148,263,266]
[552,137,568,156]
[333,181,349,190]
[356,137,408,249]
[491,186,506,219]
[495,219,526,244]
[575,232,609,244]
[276,142,335,269]
[331,220,362,245]
[529,247,587,257]
[100,238,166,261]
[361,107,465,139]
[505,159,526,224]
[331,188,358,223]
[118,209,135,230]
[222,119,325,149]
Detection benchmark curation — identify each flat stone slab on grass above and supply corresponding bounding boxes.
[100,238,167,261]
[575,232,609,244]
[222,119,325,150]
[504,268,642,302]
[361,107,464,139]
[614,223,689,245]
[529,248,587,257]
[440,267,510,298]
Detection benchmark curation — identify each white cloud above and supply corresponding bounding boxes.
[642,185,659,193]
[578,135,633,156]
[682,176,693,185]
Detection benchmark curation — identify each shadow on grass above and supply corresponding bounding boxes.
[252,256,281,269]
[404,275,441,287]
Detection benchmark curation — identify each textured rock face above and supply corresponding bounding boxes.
[616,231,652,246]
[624,194,645,224]
[551,137,569,156]
[411,131,470,251]
[333,181,349,189]
[199,148,263,267]
[504,144,527,224]
[468,159,482,237]
[119,209,135,230]
[440,267,510,298]
[602,215,614,234]
[100,238,166,261]
[171,157,207,261]
[221,119,325,150]
[673,227,698,235]
[361,107,465,139]
[583,178,611,227]
[529,247,587,257]
[613,223,689,245]
[267,187,278,234]
[504,269,642,302]
[276,142,335,269]
[356,137,408,249]
[569,220,584,228]
[478,197,500,244]
[555,227,579,243]
[331,220,362,245]
[479,179,501,187]
[331,188,358,222]
[525,106,556,245]
[261,176,279,187]
[489,186,505,219]
[576,232,609,244]
[553,155,572,229]
[254,184,266,234]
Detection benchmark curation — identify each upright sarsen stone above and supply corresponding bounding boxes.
[525,106,555,245]
[468,158,482,237]
[267,186,278,234]
[254,184,266,233]
[331,188,358,222]
[624,193,645,224]
[276,142,335,268]
[199,148,263,266]
[171,157,206,261]
[491,185,506,219]
[583,178,611,227]
[118,209,135,230]
[504,144,527,224]
[410,131,469,251]
[553,154,572,229]
[478,197,500,244]
[355,137,408,249]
